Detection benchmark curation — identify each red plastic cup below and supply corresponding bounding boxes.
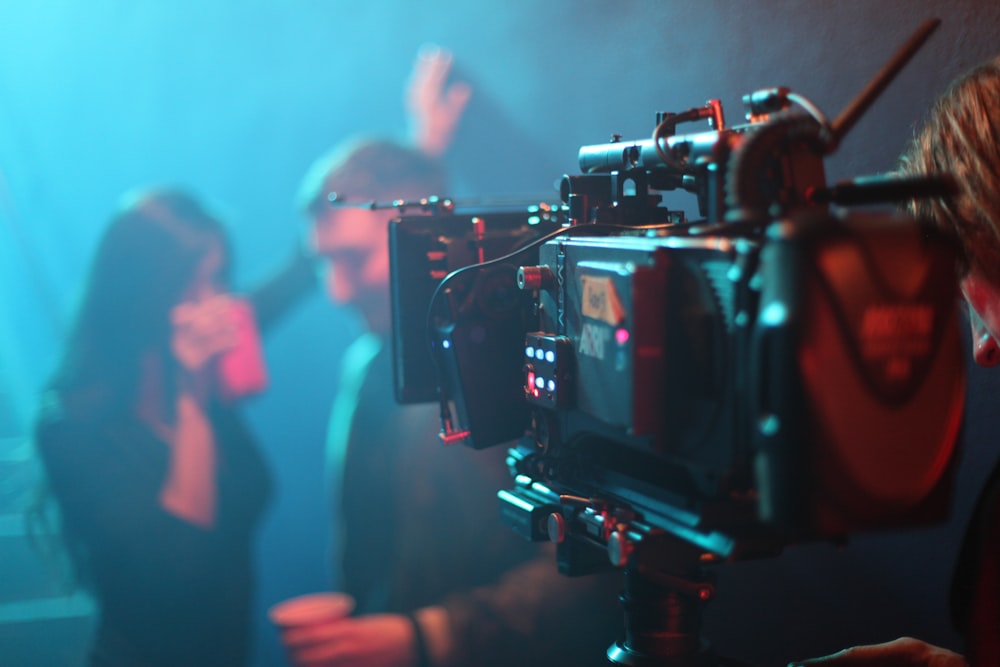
[269,593,355,666]
[217,298,268,401]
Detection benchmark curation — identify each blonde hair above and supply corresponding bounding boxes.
[900,56,1000,285]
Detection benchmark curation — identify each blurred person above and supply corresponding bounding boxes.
[32,188,315,666]
[792,55,1000,667]
[275,48,623,667]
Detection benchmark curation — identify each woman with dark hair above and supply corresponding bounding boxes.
[34,188,314,666]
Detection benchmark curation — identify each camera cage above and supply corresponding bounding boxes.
[385,18,965,666]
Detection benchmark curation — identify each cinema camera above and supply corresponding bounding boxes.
[388,19,964,665]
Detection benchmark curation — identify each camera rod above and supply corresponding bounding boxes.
[829,18,941,148]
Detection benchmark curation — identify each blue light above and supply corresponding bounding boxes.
[535,376,545,388]
[760,302,788,326]
[545,350,555,363]
[547,379,556,392]
[535,349,544,360]
[759,414,781,436]
[442,339,451,349]
[526,345,535,358]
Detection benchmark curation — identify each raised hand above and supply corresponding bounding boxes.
[405,44,472,157]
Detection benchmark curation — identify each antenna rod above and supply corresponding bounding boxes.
[831,18,941,145]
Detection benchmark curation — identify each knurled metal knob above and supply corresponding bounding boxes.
[517,266,555,291]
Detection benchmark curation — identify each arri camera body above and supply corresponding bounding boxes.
[387,18,964,666]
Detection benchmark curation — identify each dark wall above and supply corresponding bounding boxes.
[2,2,998,665]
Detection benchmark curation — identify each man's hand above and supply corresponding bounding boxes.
[405,44,472,157]
[790,637,968,667]
[281,613,416,667]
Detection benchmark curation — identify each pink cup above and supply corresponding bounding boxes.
[269,593,355,666]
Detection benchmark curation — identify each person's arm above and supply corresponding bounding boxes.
[278,552,621,667]
[247,243,318,333]
[422,546,622,667]
[251,46,469,332]
[405,45,472,158]
[788,637,967,667]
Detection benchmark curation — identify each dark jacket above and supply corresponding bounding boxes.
[329,334,623,667]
